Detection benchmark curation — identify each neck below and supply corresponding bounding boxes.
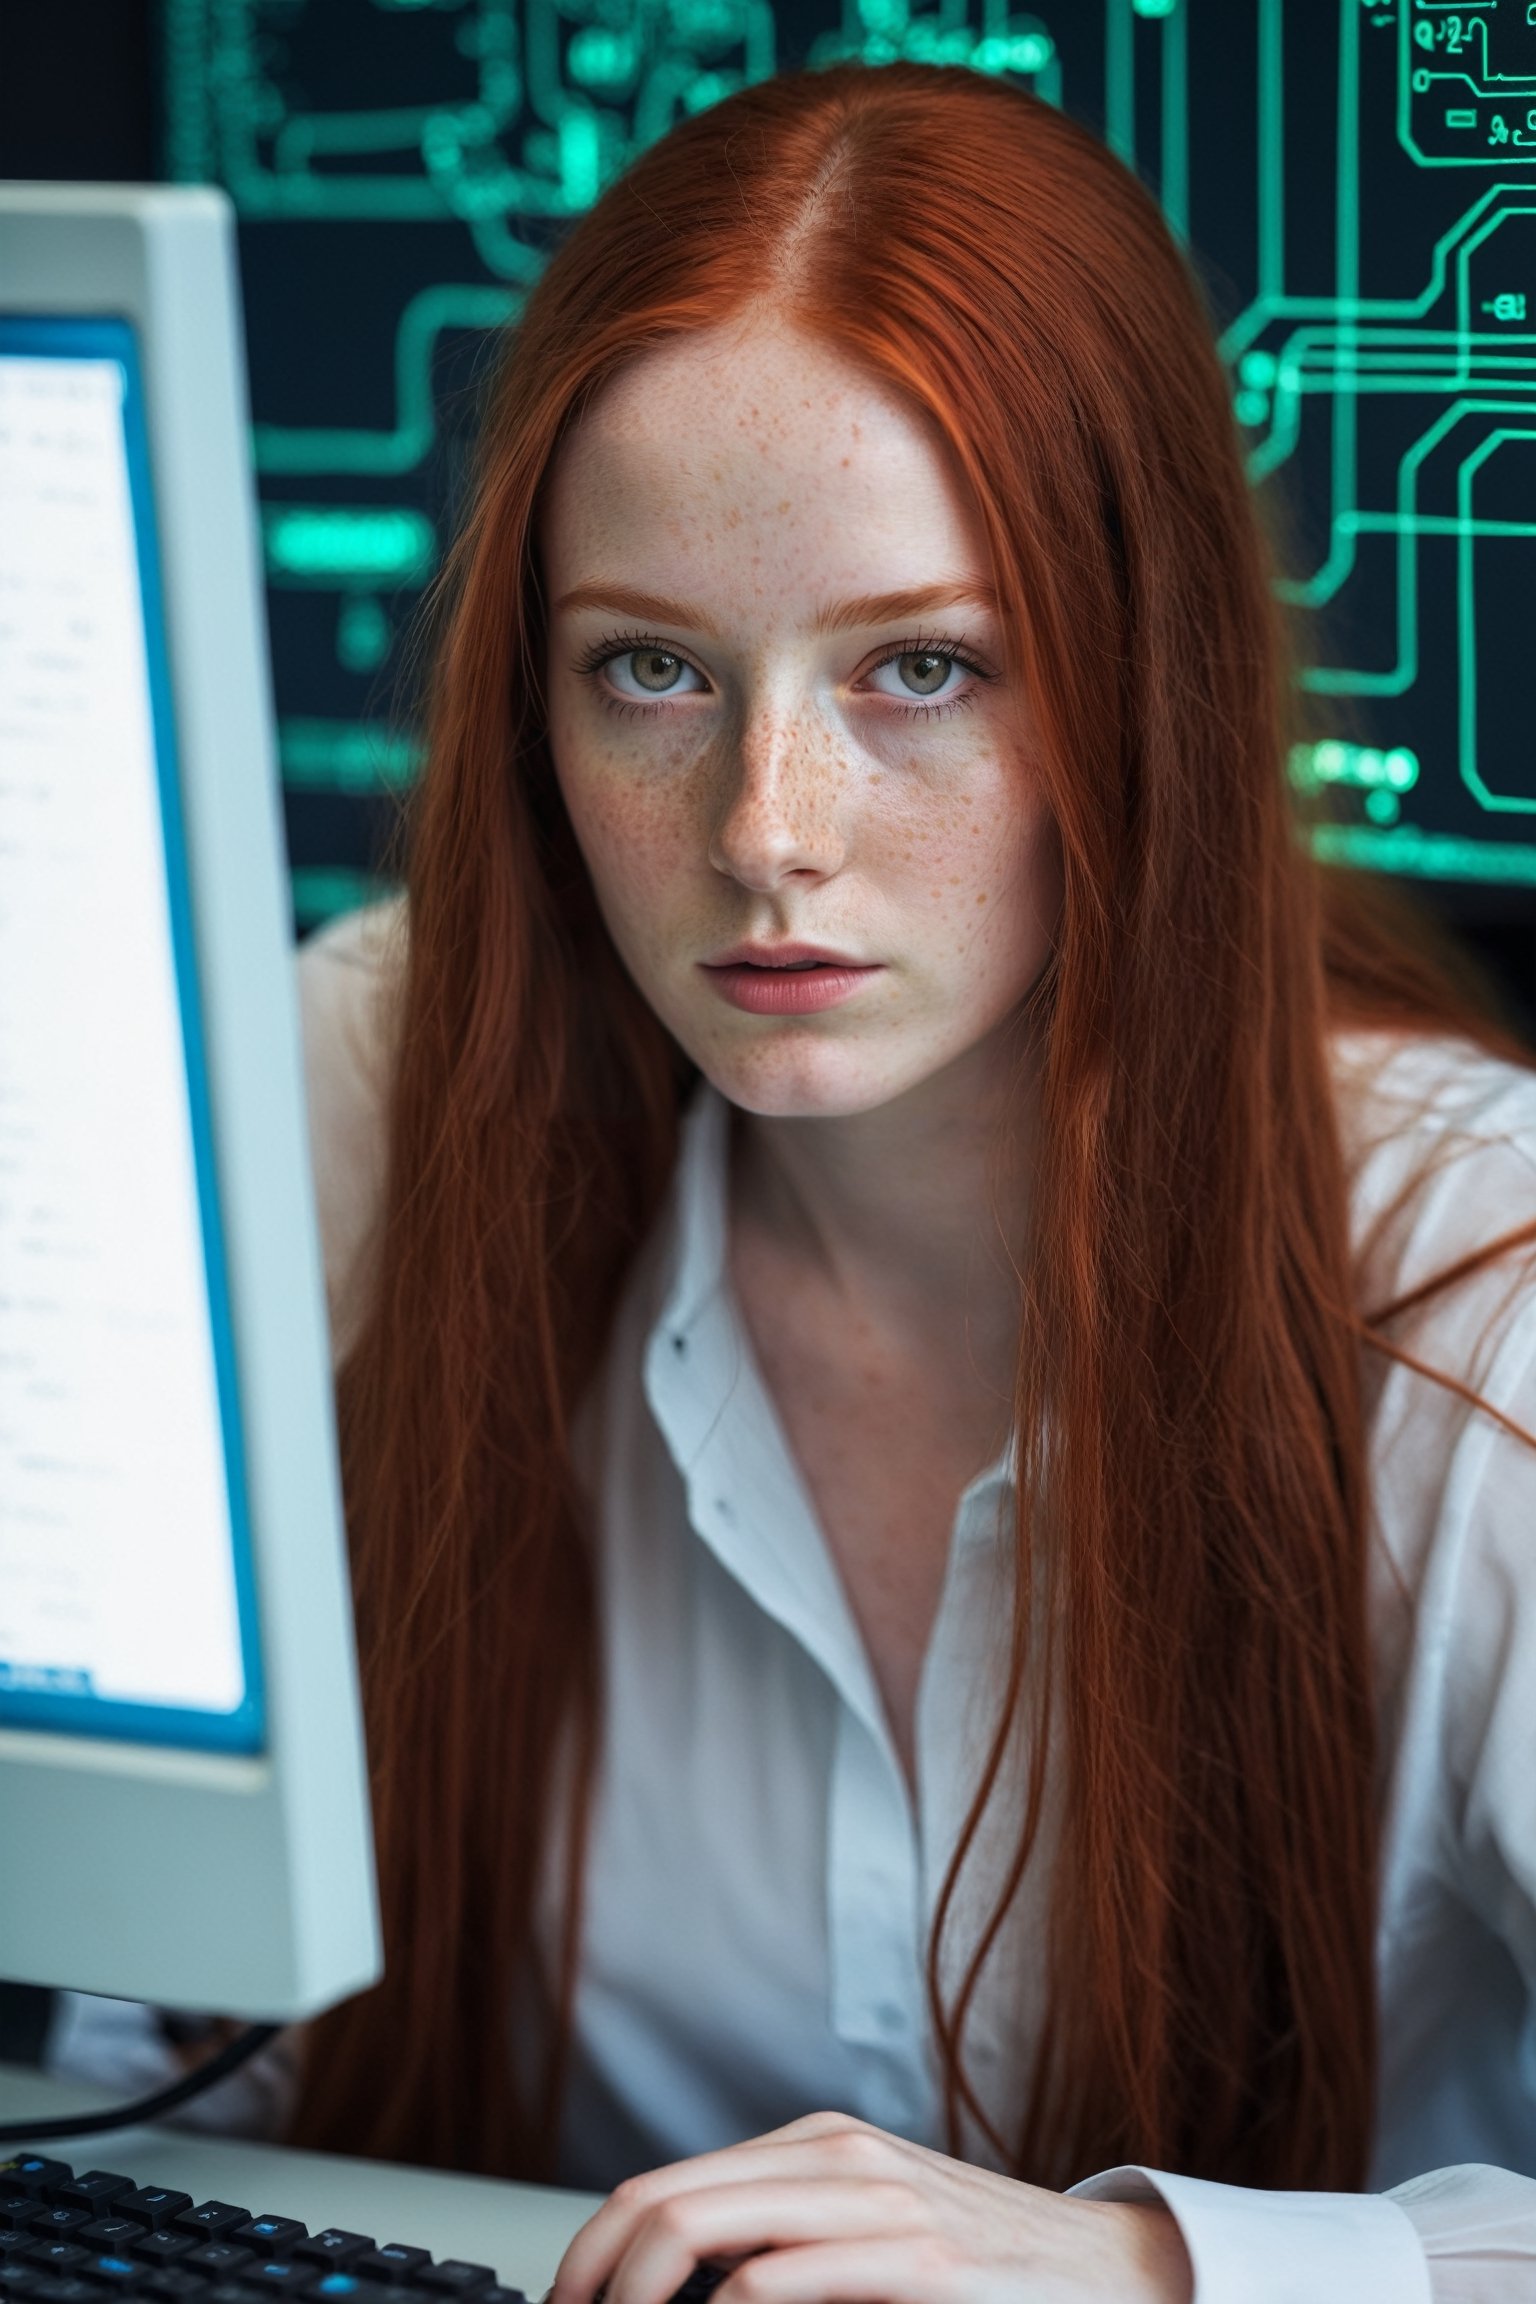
[726,1022,1039,1360]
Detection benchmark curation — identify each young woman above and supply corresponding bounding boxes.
[55,55,1536,2304]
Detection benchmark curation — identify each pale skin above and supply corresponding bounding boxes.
[536,308,1193,2304]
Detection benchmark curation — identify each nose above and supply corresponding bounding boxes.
[707,694,847,889]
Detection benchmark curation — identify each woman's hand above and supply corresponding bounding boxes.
[549,2110,1193,2304]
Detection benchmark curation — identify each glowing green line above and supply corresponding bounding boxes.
[1293,0,1362,610]
[1342,514,1536,537]
[263,506,437,587]
[254,284,522,475]
[273,107,448,168]
[163,0,212,183]
[1105,0,1134,166]
[1458,427,1536,813]
[1159,0,1188,244]
[280,720,425,793]
[1310,825,1536,885]
[1301,397,1534,699]
[1258,0,1283,299]
[1220,181,1521,366]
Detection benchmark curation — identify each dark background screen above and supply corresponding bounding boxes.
[5,0,1536,1029]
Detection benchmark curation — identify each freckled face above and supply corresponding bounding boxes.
[536,315,1061,1119]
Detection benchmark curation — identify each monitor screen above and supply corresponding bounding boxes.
[0,314,264,1754]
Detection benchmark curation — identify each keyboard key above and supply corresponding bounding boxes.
[130,2234,197,2269]
[114,2193,192,2234]
[185,2245,254,2277]
[137,2273,208,2303]
[54,2186,130,2218]
[0,2269,44,2297]
[0,2238,33,2260]
[413,2268,495,2296]
[293,2236,373,2272]
[20,2247,88,2275]
[353,2252,427,2285]
[24,2216,89,2242]
[173,2207,250,2242]
[32,2282,99,2304]
[0,2170,69,2202]
[478,2289,528,2304]
[230,2223,306,2259]
[206,2286,267,2304]
[0,2212,38,2239]
[73,2227,139,2255]
[237,2264,309,2290]
[76,2255,141,2287]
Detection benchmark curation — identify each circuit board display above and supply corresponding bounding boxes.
[159,0,1536,924]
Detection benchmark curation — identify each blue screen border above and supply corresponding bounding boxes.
[0,314,267,1755]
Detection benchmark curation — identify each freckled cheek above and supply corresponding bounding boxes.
[873,767,1054,963]
[552,726,707,922]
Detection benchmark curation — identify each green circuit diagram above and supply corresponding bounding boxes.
[161,0,1536,921]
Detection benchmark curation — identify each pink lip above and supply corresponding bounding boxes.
[703,961,883,1015]
[706,942,866,968]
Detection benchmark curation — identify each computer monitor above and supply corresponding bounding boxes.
[0,185,381,2020]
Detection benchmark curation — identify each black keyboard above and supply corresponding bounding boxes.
[0,2159,724,2304]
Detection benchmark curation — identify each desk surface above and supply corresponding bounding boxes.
[0,2064,602,2299]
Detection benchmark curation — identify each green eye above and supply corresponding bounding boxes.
[628,648,687,693]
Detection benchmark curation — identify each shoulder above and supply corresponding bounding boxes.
[1336,1033,1536,1846]
[295,894,408,1362]
[296,891,408,1046]
[1329,1025,1536,1331]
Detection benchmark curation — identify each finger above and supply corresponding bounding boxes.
[551,2131,913,2301]
[599,2180,928,2304]
[713,2238,967,2304]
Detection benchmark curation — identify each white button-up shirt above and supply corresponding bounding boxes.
[51,899,1536,2299]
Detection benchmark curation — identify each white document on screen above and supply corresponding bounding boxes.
[0,349,245,1720]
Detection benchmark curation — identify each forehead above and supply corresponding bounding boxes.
[538,317,991,615]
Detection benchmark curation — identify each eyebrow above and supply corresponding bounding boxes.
[550,580,1000,635]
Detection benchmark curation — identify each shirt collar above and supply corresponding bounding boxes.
[646,1073,1019,1506]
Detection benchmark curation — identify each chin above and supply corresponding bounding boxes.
[698,1046,922,1121]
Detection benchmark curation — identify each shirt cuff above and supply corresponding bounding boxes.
[1066,2163,1434,2304]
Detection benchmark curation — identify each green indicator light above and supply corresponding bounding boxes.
[1133,0,1178,17]
[560,110,601,208]
[567,30,636,94]
[1235,388,1269,427]
[263,506,436,587]
[280,719,425,793]
[1289,741,1421,795]
[337,597,392,674]
[1239,349,1278,390]
[1364,788,1401,824]
[971,31,1055,76]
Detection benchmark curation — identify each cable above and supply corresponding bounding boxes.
[0,2023,281,2144]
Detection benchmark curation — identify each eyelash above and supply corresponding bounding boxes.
[571,627,994,724]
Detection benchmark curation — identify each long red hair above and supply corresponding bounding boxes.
[288,62,1536,2189]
